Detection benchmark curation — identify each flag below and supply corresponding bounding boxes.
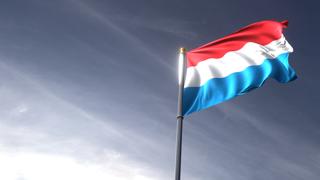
[183,20,297,115]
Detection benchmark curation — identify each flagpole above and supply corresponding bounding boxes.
[175,47,186,180]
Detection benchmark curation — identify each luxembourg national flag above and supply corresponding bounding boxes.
[183,20,297,115]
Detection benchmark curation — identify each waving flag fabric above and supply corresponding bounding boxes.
[183,20,297,115]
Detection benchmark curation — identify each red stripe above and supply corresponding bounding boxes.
[186,20,289,67]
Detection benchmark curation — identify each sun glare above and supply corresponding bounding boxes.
[0,151,155,180]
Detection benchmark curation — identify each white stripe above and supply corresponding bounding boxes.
[184,35,293,88]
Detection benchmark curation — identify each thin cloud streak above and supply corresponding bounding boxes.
[70,0,174,71]
[0,60,170,179]
[0,60,121,137]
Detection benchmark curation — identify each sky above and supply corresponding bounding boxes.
[0,0,319,179]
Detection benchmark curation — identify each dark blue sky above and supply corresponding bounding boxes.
[0,0,319,179]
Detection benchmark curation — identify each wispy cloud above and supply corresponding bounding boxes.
[108,14,199,39]
[0,60,169,179]
[0,149,158,180]
[69,0,174,71]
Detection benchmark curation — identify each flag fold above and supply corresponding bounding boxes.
[183,20,297,115]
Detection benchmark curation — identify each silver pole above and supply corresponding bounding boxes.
[175,47,186,180]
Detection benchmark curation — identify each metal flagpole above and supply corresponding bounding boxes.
[175,47,187,180]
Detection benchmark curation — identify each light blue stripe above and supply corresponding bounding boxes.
[183,53,297,115]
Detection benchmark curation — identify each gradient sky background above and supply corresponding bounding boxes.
[0,0,319,180]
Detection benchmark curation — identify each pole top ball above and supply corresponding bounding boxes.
[179,47,186,54]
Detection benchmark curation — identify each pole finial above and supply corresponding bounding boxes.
[179,47,186,54]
